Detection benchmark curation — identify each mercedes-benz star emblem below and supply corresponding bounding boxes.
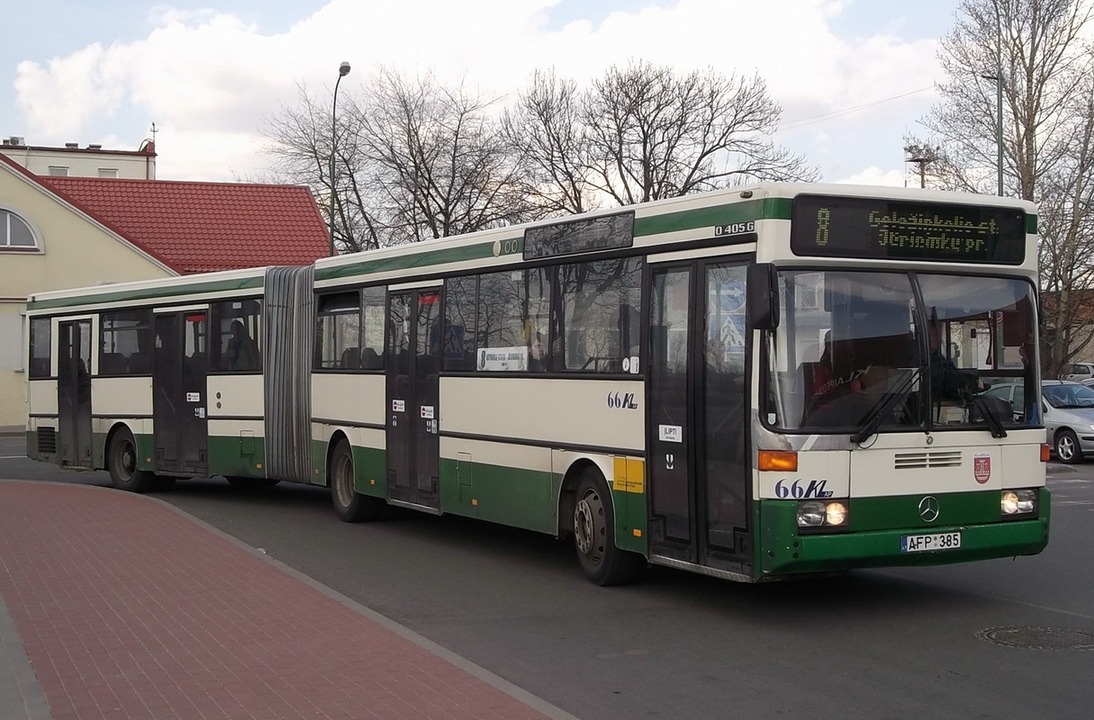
[918,496,940,523]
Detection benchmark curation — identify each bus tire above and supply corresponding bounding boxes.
[1055,428,1083,464]
[108,429,156,493]
[573,468,645,586]
[330,439,384,522]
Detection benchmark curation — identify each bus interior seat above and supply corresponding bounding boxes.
[341,347,360,369]
[360,347,381,370]
[100,353,128,375]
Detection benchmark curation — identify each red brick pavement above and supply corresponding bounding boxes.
[0,481,572,720]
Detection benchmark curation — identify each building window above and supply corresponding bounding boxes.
[1,210,38,251]
[47,166,69,176]
[98,168,118,178]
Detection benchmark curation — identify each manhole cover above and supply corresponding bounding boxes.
[976,626,1094,651]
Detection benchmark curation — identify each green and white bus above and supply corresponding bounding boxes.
[25,183,1050,584]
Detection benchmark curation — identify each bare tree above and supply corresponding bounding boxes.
[259,83,383,253]
[910,0,1094,375]
[581,60,816,205]
[358,70,535,244]
[502,69,598,216]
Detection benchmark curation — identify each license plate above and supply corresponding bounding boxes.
[901,531,962,553]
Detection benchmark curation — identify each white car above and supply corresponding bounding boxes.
[984,380,1094,463]
[1060,362,1094,381]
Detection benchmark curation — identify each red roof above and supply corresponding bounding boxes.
[38,176,329,274]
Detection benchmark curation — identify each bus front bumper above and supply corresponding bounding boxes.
[759,514,1050,578]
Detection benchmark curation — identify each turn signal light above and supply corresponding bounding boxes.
[758,450,797,472]
[1040,444,1051,463]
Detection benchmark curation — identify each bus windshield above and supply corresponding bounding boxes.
[764,270,1039,434]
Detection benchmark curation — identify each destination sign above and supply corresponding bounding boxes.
[790,195,1026,264]
[524,211,634,260]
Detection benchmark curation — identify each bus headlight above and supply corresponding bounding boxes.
[797,500,849,528]
[1001,489,1037,516]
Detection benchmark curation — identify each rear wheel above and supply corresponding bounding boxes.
[330,440,385,522]
[1055,429,1083,464]
[573,468,645,586]
[108,429,156,493]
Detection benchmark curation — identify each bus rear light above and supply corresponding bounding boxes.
[797,500,849,528]
[758,450,797,472]
[1001,489,1037,516]
[1040,444,1051,463]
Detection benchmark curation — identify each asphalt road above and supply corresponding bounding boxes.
[2,434,1092,719]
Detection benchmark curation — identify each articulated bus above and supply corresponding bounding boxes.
[24,183,1050,585]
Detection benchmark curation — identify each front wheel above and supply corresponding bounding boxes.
[108,429,156,493]
[573,468,645,586]
[330,440,385,522]
[1055,429,1084,464]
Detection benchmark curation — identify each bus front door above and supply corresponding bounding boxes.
[57,319,92,469]
[152,311,209,476]
[385,290,441,511]
[647,261,751,574]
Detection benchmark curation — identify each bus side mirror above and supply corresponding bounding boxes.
[747,263,779,330]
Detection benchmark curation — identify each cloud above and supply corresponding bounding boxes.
[11,0,946,182]
[837,166,911,187]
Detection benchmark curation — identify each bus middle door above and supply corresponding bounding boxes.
[385,289,441,511]
[57,319,92,469]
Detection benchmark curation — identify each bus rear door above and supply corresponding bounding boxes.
[647,260,752,575]
[57,319,92,469]
[385,289,441,511]
[153,310,209,476]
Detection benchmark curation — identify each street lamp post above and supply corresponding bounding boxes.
[329,61,351,256]
[990,1,1003,196]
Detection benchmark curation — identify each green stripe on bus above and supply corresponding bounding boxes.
[438,456,560,534]
[313,198,794,282]
[27,275,265,311]
[635,197,791,237]
[315,239,516,282]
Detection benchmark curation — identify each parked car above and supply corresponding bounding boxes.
[985,380,1094,463]
[1060,362,1094,381]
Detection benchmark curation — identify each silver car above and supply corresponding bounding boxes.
[984,380,1094,463]
[1061,362,1094,381]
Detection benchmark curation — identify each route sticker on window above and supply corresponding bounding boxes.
[659,425,682,443]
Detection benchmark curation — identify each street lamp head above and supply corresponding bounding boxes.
[338,61,351,77]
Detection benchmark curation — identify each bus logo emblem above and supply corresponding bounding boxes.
[973,454,991,484]
[918,496,940,523]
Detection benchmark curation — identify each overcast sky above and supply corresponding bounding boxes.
[0,0,963,187]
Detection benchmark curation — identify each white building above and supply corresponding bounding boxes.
[0,136,156,180]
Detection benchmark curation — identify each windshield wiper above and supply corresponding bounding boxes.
[850,369,920,446]
[964,389,1008,438]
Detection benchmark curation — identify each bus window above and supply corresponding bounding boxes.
[477,269,547,372]
[361,287,385,370]
[315,292,360,370]
[28,317,51,378]
[444,276,477,371]
[211,300,262,372]
[556,257,642,373]
[100,309,152,375]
